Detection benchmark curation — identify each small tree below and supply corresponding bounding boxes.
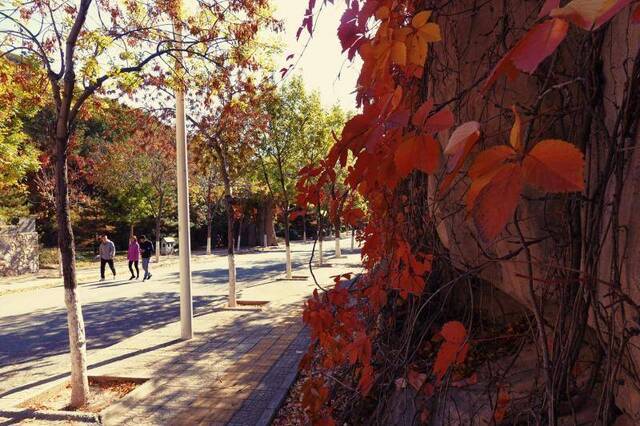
[189,64,272,307]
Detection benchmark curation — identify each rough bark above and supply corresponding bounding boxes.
[423,2,640,420]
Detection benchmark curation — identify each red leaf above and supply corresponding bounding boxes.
[483,18,569,90]
[394,135,441,177]
[522,139,585,192]
[424,109,454,134]
[472,163,523,242]
[338,1,363,59]
[433,321,469,382]
[411,99,434,127]
[441,321,467,344]
[633,4,640,23]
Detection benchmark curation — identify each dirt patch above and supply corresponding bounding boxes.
[22,377,142,413]
[271,371,309,425]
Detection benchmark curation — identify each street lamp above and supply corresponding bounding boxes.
[174,16,193,340]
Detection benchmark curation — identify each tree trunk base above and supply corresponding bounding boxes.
[64,286,89,408]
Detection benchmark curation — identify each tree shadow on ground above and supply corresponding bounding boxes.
[0,292,224,367]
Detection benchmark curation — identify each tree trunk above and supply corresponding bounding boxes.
[225,192,236,307]
[206,215,212,255]
[129,222,134,238]
[236,216,242,252]
[154,195,163,263]
[303,212,307,243]
[317,205,324,266]
[155,220,161,262]
[216,143,237,307]
[56,132,89,408]
[263,198,277,246]
[284,208,292,279]
[351,227,355,251]
[57,245,63,278]
[334,221,341,258]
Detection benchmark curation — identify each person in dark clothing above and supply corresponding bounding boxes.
[139,235,154,281]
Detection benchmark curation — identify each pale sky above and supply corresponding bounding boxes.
[271,0,361,112]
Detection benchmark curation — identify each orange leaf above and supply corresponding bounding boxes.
[418,23,441,41]
[466,145,515,211]
[411,10,432,28]
[390,86,403,111]
[472,163,523,242]
[483,19,568,90]
[391,41,407,66]
[522,139,585,192]
[468,146,515,179]
[375,6,390,20]
[394,135,441,177]
[509,106,522,151]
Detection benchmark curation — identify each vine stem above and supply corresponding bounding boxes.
[514,211,555,425]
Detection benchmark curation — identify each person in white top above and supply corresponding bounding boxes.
[99,235,116,281]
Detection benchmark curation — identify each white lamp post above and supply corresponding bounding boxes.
[174,19,193,340]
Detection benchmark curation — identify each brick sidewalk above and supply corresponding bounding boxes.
[1,250,361,425]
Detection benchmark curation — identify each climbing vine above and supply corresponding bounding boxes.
[294,0,640,424]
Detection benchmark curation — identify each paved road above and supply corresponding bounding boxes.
[0,239,355,369]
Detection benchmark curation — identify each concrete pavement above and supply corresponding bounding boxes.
[0,239,362,425]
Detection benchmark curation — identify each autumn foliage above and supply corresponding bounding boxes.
[294,0,639,424]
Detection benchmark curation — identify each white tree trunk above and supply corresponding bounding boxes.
[58,246,63,278]
[206,236,211,255]
[319,238,324,266]
[236,232,241,252]
[65,286,89,407]
[285,244,292,279]
[155,240,160,263]
[303,228,307,243]
[351,228,355,251]
[228,253,236,307]
[335,231,342,257]
[264,233,268,247]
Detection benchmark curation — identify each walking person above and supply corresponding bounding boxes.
[139,235,154,281]
[128,236,140,280]
[99,234,116,281]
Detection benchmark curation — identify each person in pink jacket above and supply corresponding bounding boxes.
[127,236,141,280]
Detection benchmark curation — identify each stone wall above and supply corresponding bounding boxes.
[0,218,39,277]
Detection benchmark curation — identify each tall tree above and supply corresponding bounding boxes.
[189,63,272,307]
[262,78,346,271]
[0,0,272,406]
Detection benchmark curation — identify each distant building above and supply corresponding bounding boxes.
[0,218,39,276]
[160,236,176,255]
